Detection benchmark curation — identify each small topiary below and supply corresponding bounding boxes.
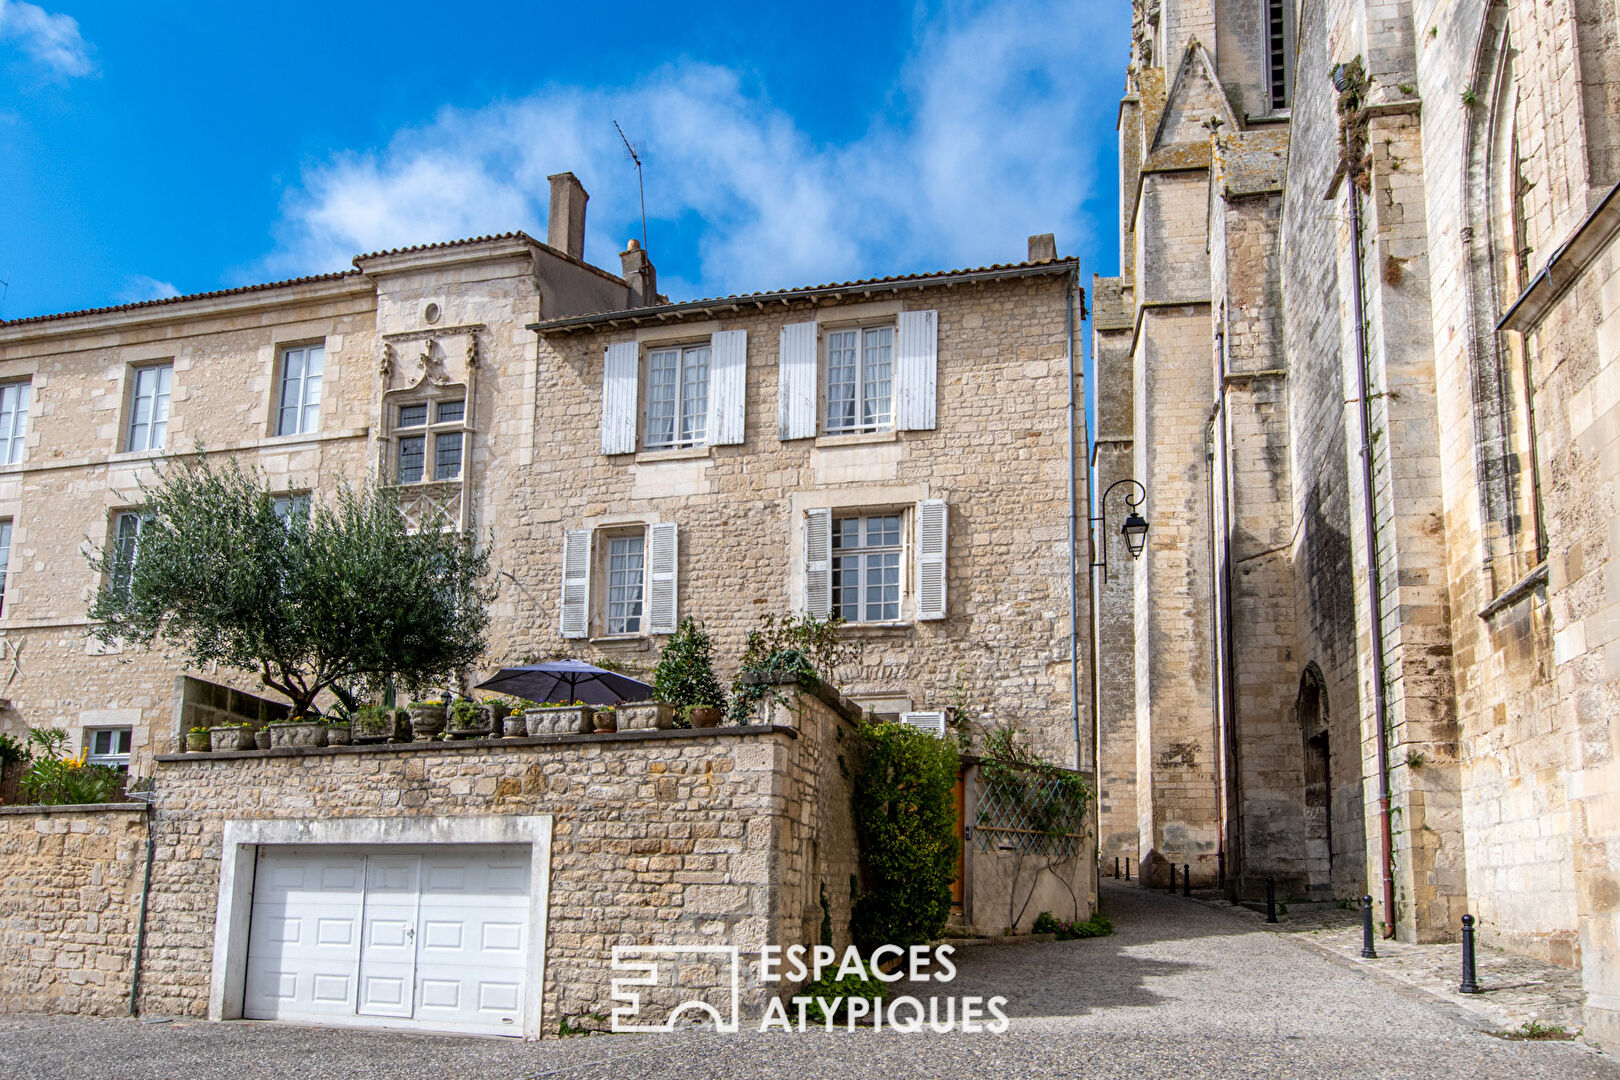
[652,618,726,712]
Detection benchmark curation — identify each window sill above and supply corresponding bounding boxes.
[106,448,167,465]
[588,635,652,650]
[635,445,712,463]
[814,429,898,448]
[837,621,914,638]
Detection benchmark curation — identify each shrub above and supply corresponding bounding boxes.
[850,717,960,953]
[1032,911,1113,940]
[799,971,889,1026]
[652,618,726,711]
[0,732,29,767]
[19,728,125,806]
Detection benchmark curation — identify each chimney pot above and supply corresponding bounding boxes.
[1028,233,1058,262]
[547,172,589,260]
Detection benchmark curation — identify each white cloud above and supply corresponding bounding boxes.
[266,0,1127,299]
[0,0,94,80]
[118,275,180,303]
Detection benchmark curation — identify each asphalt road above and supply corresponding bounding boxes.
[3,881,1614,1080]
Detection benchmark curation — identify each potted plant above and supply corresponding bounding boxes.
[268,717,327,748]
[352,704,396,743]
[185,726,211,752]
[617,700,676,730]
[408,699,448,741]
[209,723,256,752]
[324,715,353,746]
[501,704,527,738]
[652,618,727,729]
[525,700,594,736]
[254,728,272,750]
[593,707,617,733]
[447,698,491,739]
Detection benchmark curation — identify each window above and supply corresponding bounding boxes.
[0,381,31,465]
[0,519,11,617]
[271,493,311,523]
[111,512,142,596]
[276,344,323,436]
[125,364,172,452]
[605,532,646,635]
[832,514,902,622]
[824,326,894,434]
[393,398,464,484]
[1266,0,1290,110]
[645,344,710,449]
[85,727,132,770]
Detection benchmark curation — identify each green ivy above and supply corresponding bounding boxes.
[978,725,1092,837]
[850,717,960,953]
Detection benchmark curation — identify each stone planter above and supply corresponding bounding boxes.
[502,714,527,738]
[268,721,328,749]
[593,710,617,733]
[325,724,352,746]
[408,703,447,741]
[525,705,594,736]
[687,706,722,729]
[209,726,256,752]
[617,701,676,731]
[446,706,492,740]
[353,709,406,743]
[185,731,210,752]
[254,730,272,750]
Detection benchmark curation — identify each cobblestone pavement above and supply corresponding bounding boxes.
[2,881,1614,1080]
[1179,882,1590,1037]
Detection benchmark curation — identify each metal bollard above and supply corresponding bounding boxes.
[1459,914,1481,994]
[1360,895,1377,958]
[1183,863,1191,897]
[1265,877,1278,923]
[1115,857,1120,879]
[1125,858,1131,881]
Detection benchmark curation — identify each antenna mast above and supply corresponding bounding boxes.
[613,120,648,253]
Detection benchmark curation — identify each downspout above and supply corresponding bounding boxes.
[1346,176,1398,938]
[1067,265,1083,773]
[127,789,157,1014]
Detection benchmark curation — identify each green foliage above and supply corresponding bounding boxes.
[726,648,818,724]
[652,618,726,710]
[0,732,30,767]
[86,454,494,717]
[800,971,889,1025]
[1497,1020,1575,1041]
[27,727,69,759]
[1032,911,1114,940]
[449,699,479,727]
[19,730,124,805]
[850,717,960,953]
[738,613,859,676]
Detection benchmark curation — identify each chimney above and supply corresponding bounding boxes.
[1028,233,1057,263]
[547,172,589,260]
[620,239,658,307]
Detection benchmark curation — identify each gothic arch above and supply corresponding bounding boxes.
[1296,663,1332,892]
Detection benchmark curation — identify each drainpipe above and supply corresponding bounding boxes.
[1067,265,1083,773]
[1346,176,1398,938]
[127,787,157,1014]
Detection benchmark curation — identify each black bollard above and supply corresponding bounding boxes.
[1183,863,1191,897]
[1360,895,1377,958]
[1115,856,1120,879]
[1125,858,1131,881]
[1459,914,1481,993]
[1265,877,1278,923]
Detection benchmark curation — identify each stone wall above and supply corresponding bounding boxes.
[0,803,148,1016]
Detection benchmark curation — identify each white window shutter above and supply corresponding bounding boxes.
[895,309,938,431]
[900,711,948,738]
[778,321,818,440]
[601,342,639,455]
[707,330,747,445]
[559,529,591,639]
[803,508,832,618]
[646,521,679,634]
[915,498,948,620]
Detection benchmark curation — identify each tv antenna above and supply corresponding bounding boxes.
[0,271,8,319]
[613,120,648,253]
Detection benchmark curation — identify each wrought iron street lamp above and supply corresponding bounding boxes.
[1090,478,1150,580]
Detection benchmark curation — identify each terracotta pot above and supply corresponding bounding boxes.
[593,710,617,733]
[254,730,272,750]
[185,731,210,752]
[209,726,256,752]
[268,721,327,749]
[687,706,722,729]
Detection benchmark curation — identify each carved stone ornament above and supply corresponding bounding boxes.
[380,342,395,381]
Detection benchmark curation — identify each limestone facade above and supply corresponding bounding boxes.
[1095,0,1620,1043]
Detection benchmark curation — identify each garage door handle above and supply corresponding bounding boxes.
[407,928,415,941]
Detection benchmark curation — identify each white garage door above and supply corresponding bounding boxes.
[243,845,530,1035]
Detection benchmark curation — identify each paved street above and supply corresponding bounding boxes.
[3,881,1614,1080]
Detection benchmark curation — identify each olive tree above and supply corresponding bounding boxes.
[87,454,493,717]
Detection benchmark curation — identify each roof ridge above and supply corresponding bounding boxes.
[0,270,363,328]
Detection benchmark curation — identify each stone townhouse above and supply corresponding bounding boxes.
[1093,0,1620,1043]
[0,176,1095,1034]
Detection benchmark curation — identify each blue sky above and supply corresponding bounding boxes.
[0,1,1129,320]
